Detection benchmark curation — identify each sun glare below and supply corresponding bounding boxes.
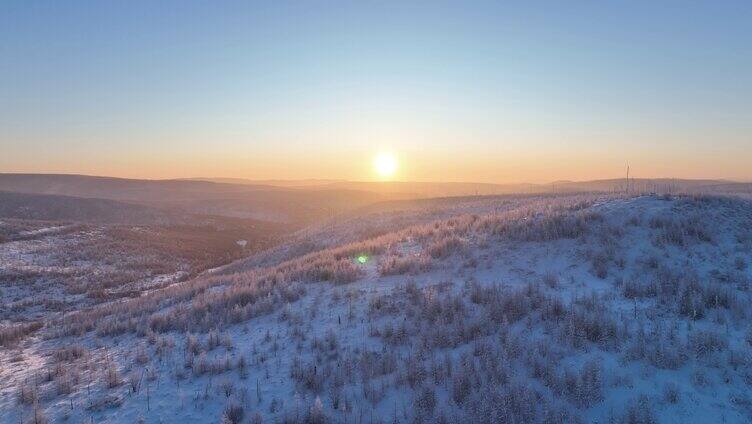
[373,152,397,179]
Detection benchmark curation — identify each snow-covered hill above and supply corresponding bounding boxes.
[2,194,752,423]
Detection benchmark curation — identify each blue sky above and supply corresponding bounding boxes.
[1,1,750,182]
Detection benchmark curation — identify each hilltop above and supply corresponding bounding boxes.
[2,193,752,423]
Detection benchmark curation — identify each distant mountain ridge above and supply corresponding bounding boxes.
[185,176,750,197]
[0,174,749,225]
[0,174,393,224]
[0,173,277,201]
[184,177,346,187]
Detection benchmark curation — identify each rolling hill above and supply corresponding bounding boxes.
[2,192,752,423]
[0,174,394,224]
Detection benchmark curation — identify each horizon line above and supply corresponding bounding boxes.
[0,172,748,186]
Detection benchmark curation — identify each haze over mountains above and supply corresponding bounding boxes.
[0,174,389,225]
[4,173,750,198]
[2,173,750,228]
[185,175,752,197]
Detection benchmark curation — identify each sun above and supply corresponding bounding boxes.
[373,152,398,179]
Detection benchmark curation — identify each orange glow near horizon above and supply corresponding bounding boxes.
[3,144,751,184]
[2,125,752,185]
[3,2,752,185]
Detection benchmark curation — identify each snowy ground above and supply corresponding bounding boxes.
[2,194,752,423]
[0,225,191,325]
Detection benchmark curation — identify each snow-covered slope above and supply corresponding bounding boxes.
[2,194,752,423]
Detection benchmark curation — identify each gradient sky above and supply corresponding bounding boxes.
[2,1,751,183]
